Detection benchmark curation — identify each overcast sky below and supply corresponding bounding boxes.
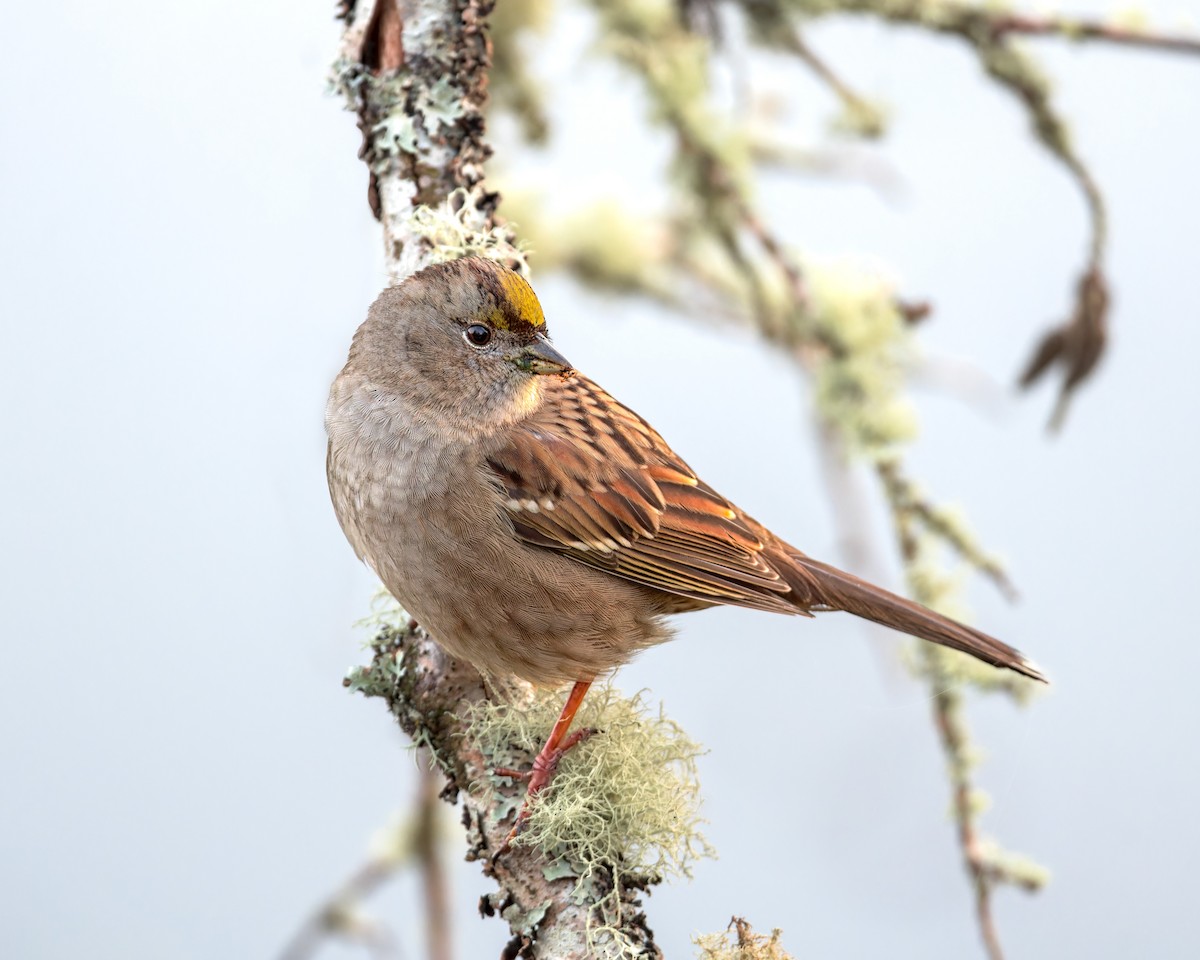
[3,1,1199,958]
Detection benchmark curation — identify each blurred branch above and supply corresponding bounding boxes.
[278,856,401,960]
[878,460,1017,604]
[739,0,1128,425]
[882,460,1048,960]
[784,29,879,131]
[415,764,453,960]
[277,758,452,960]
[970,9,1200,55]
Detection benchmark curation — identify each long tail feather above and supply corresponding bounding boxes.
[788,555,1046,683]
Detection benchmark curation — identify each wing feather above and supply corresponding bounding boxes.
[487,374,808,613]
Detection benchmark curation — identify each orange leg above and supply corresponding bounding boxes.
[496,678,594,852]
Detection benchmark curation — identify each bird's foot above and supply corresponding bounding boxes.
[495,727,596,855]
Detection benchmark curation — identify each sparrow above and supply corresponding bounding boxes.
[326,256,1044,843]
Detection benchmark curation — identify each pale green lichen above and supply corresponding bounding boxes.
[502,898,553,935]
[510,193,676,302]
[404,189,531,273]
[830,96,890,139]
[353,586,410,635]
[805,263,919,459]
[372,113,419,161]
[414,74,465,133]
[465,683,714,957]
[694,919,794,960]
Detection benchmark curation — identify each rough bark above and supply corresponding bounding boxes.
[337,0,503,278]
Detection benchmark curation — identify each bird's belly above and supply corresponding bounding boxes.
[334,458,671,684]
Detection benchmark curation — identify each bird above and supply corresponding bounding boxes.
[326,255,1045,845]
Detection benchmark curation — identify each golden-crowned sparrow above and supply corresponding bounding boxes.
[326,256,1044,840]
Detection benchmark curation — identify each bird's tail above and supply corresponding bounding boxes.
[786,554,1046,683]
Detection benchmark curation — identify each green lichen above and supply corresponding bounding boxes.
[353,586,410,634]
[372,113,418,161]
[694,919,794,960]
[830,96,890,139]
[502,898,553,934]
[465,683,714,957]
[405,189,530,272]
[805,263,918,459]
[414,74,464,133]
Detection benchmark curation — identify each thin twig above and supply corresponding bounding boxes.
[781,28,883,136]
[988,11,1200,55]
[927,660,1005,960]
[887,483,1005,960]
[415,763,453,960]
[278,858,402,960]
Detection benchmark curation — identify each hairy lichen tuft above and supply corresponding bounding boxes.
[694,918,794,959]
[806,262,918,459]
[465,683,714,956]
[405,188,530,273]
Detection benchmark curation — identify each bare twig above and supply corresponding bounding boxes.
[879,455,1046,960]
[415,764,452,960]
[786,29,869,110]
[278,858,401,960]
[779,28,886,137]
[986,10,1200,55]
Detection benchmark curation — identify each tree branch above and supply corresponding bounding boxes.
[334,0,506,279]
[346,626,664,959]
[979,10,1200,56]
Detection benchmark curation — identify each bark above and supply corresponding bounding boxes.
[337,0,503,278]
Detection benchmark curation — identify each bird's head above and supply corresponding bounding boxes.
[341,257,575,431]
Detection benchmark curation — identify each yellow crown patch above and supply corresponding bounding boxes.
[494,269,546,331]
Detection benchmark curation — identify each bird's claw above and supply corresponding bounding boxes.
[493,727,597,857]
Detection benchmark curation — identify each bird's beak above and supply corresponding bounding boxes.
[512,335,575,376]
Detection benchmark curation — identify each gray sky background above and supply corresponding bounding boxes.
[3,1,1199,958]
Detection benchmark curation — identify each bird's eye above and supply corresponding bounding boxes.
[464,324,492,347]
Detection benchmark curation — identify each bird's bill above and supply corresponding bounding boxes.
[511,336,575,376]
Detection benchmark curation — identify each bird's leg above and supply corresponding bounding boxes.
[495,678,594,852]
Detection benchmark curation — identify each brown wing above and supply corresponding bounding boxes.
[486,374,825,614]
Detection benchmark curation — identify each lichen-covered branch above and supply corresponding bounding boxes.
[882,466,1049,960]
[345,622,710,959]
[333,0,512,280]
